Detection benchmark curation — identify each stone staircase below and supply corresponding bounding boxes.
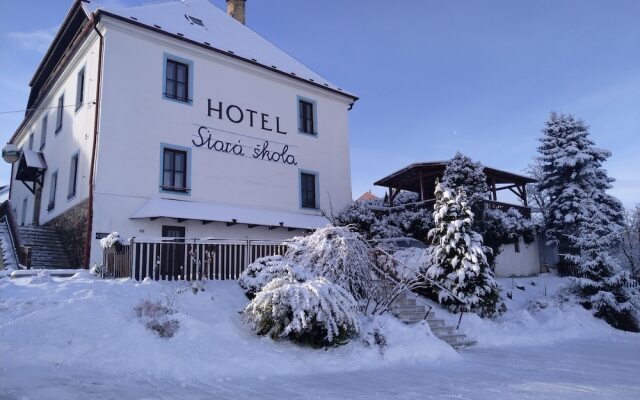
[392,292,477,350]
[17,226,73,269]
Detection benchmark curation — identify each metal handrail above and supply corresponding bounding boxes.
[0,216,20,269]
[367,243,467,329]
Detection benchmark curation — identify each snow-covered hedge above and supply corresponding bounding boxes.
[238,255,309,298]
[99,232,126,251]
[285,226,374,302]
[243,276,360,347]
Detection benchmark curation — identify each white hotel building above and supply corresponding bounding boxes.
[4,0,357,268]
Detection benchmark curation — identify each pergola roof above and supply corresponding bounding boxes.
[374,161,535,193]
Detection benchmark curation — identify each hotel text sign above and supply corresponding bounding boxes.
[191,99,298,166]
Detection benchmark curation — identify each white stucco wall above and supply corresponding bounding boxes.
[87,18,354,265]
[9,34,101,227]
[494,236,541,278]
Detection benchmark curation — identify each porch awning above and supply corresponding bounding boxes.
[16,150,47,181]
[15,150,47,194]
[130,196,329,230]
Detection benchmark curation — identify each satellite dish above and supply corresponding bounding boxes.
[2,144,20,164]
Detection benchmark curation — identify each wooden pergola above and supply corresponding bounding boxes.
[374,161,535,212]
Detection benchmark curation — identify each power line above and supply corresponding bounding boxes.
[0,102,93,115]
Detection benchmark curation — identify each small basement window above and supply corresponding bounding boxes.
[187,15,204,26]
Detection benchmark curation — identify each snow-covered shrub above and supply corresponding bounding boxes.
[422,182,504,317]
[285,226,374,302]
[569,254,639,332]
[482,208,537,265]
[361,319,389,355]
[243,276,360,347]
[238,255,310,298]
[28,269,52,284]
[134,298,179,338]
[99,232,126,252]
[335,201,378,234]
[337,196,434,243]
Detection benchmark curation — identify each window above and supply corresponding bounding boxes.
[21,198,27,226]
[514,238,521,253]
[161,147,188,193]
[28,132,34,150]
[187,15,204,26]
[298,99,316,135]
[165,59,189,102]
[68,153,79,199]
[75,67,85,110]
[40,115,47,150]
[48,171,57,211]
[300,171,318,209]
[55,95,64,133]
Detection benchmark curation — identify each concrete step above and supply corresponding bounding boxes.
[426,319,445,328]
[393,299,416,307]
[17,226,72,269]
[430,325,454,335]
[438,333,468,343]
[450,340,477,349]
[393,311,427,319]
[392,305,426,313]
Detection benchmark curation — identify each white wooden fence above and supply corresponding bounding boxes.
[104,238,287,281]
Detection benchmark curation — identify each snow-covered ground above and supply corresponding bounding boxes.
[1,272,639,399]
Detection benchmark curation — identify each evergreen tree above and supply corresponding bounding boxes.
[423,181,504,317]
[442,152,535,266]
[537,112,638,331]
[537,112,624,247]
[442,152,489,211]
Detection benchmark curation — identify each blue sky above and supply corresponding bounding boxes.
[1,0,639,207]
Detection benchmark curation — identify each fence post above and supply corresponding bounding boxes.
[130,237,136,281]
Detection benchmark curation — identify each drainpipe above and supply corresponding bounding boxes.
[83,18,104,268]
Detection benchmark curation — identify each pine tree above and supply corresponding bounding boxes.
[442,152,535,266]
[442,152,489,211]
[423,181,504,317]
[537,112,638,331]
[538,112,624,247]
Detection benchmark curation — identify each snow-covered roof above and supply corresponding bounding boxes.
[21,150,47,170]
[131,196,329,230]
[83,0,356,99]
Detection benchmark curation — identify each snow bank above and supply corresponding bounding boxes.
[448,274,621,348]
[0,274,456,384]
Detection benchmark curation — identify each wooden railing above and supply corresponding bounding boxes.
[371,198,531,219]
[104,238,288,281]
[0,200,30,269]
[484,199,531,219]
[102,245,132,278]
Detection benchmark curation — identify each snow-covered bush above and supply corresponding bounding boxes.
[336,196,434,243]
[99,232,126,252]
[238,255,309,298]
[422,182,504,317]
[89,263,109,278]
[285,226,374,302]
[134,298,180,338]
[28,269,52,284]
[243,276,360,347]
[482,208,537,265]
[335,201,378,234]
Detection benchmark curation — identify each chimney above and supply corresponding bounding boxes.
[226,0,246,25]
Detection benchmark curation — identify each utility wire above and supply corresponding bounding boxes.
[0,102,93,115]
